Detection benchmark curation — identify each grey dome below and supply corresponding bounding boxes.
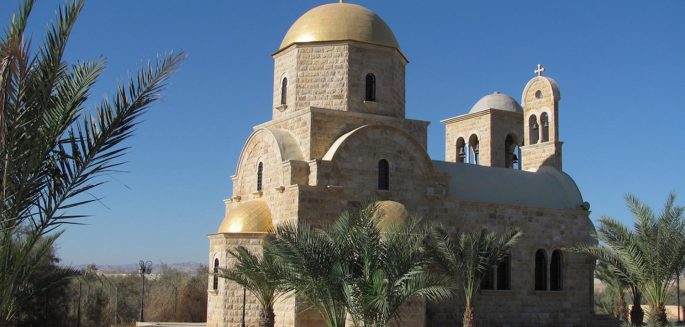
[469,92,523,113]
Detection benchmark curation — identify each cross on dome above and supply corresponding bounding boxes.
[535,64,545,76]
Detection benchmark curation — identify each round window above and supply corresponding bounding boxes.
[535,90,543,99]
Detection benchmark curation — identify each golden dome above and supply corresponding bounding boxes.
[217,200,273,233]
[279,3,400,51]
[375,201,409,231]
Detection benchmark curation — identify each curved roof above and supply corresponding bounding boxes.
[521,76,561,103]
[322,125,432,169]
[279,3,400,51]
[470,92,523,114]
[217,200,273,233]
[375,200,409,231]
[432,161,583,210]
[234,128,303,177]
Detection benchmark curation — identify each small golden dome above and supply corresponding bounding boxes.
[375,201,409,231]
[217,200,273,233]
[279,3,400,51]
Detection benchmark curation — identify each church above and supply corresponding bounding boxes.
[207,2,595,326]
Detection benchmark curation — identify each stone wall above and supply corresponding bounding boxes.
[521,141,563,172]
[272,47,297,119]
[489,112,524,168]
[272,42,406,122]
[347,43,406,117]
[521,76,562,172]
[207,234,297,327]
[443,111,493,165]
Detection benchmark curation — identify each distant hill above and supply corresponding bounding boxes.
[74,262,205,274]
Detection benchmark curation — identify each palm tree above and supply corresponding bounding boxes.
[267,221,348,327]
[572,193,685,326]
[429,227,522,327]
[0,0,183,323]
[269,202,453,327]
[332,203,453,327]
[595,261,628,321]
[220,245,286,327]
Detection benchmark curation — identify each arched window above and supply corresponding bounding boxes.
[468,134,480,165]
[280,78,288,105]
[257,162,263,192]
[456,137,466,163]
[212,258,219,290]
[550,250,563,291]
[365,73,376,101]
[535,249,547,291]
[505,134,518,169]
[481,266,495,290]
[378,159,389,190]
[497,255,511,290]
[529,115,539,145]
[540,112,550,142]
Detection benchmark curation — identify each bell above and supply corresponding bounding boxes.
[532,123,539,129]
[512,154,519,164]
[542,121,549,128]
[474,144,479,153]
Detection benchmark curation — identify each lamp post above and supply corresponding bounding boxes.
[678,269,682,323]
[138,260,152,322]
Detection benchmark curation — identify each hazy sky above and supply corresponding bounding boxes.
[1,0,683,265]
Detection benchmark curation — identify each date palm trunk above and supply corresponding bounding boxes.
[463,304,474,327]
[654,305,668,326]
[259,304,275,327]
[629,291,643,325]
[616,296,628,321]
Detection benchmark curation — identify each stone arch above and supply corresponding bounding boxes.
[322,125,434,193]
[505,134,521,169]
[528,115,539,145]
[535,248,547,291]
[456,137,466,163]
[550,249,563,291]
[468,134,480,164]
[323,125,433,170]
[540,112,550,142]
[234,128,303,176]
[234,128,303,196]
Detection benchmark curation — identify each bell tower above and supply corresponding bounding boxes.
[520,64,563,172]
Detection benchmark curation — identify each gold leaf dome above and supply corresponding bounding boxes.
[375,201,409,231]
[217,200,273,233]
[279,3,400,51]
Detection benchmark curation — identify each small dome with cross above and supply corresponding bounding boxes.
[469,91,523,114]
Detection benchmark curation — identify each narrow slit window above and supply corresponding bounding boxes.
[212,258,219,290]
[497,255,511,290]
[378,159,389,190]
[280,78,288,105]
[535,249,547,291]
[365,73,376,101]
[550,250,563,291]
[257,162,263,192]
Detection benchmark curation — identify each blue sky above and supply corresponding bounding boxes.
[1,0,683,265]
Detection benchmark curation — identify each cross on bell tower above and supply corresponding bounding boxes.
[534,64,545,76]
